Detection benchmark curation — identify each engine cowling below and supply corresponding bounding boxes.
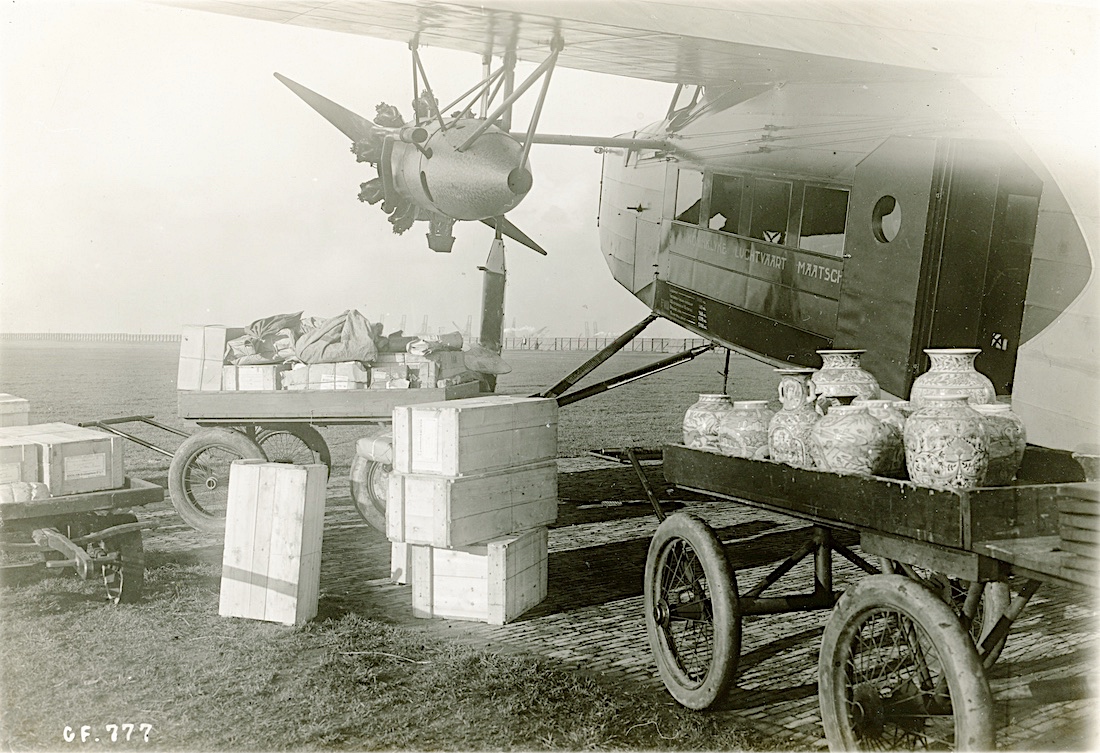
[389,118,533,221]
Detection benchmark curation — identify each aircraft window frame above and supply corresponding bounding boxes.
[797,184,850,257]
[674,169,704,225]
[748,177,793,245]
[707,174,745,234]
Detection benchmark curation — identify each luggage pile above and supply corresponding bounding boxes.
[0,394,126,503]
[386,396,559,625]
[177,310,492,392]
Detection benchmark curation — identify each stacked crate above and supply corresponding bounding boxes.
[388,396,558,624]
[0,422,125,496]
[1057,483,1100,582]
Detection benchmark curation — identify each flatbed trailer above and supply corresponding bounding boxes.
[651,443,1095,750]
[0,478,163,604]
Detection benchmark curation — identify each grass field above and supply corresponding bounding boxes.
[0,341,780,751]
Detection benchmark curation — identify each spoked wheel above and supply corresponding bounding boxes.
[349,455,390,533]
[86,514,145,604]
[168,429,266,533]
[819,574,994,751]
[886,562,1011,665]
[644,513,741,710]
[255,424,331,472]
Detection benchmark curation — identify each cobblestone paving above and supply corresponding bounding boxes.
[142,457,1098,751]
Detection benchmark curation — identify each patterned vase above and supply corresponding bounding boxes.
[768,368,819,469]
[718,400,774,459]
[809,404,898,476]
[904,395,989,489]
[682,394,734,451]
[972,403,1027,485]
[811,350,880,410]
[855,399,906,475]
[909,348,996,407]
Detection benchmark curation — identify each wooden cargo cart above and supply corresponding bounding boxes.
[649,443,1095,750]
[0,478,163,604]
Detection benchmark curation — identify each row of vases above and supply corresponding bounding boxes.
[682,348,1026,489]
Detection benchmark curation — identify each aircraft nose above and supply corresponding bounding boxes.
[508,167,533,195]
[417,124,533,220]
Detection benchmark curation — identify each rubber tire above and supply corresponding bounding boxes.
[255,424,331,471]
[644,512,741,710]
[94,513,145,605]
[349,455,389,533]
[885,562,1011,665]
[168,429,266,534]
[818,574,995,751]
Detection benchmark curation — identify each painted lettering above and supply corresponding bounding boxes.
[797,260,842,284]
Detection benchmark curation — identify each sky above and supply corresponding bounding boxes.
[0,0,688,337]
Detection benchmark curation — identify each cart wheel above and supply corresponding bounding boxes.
[818,574,994,751]
[349,455,389,533]
[168,429,267,534]
[885,562,1011,665]
[89,514,145,605]
[255,424,331,472]
[644,513,741,710]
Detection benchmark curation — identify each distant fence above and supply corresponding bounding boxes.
[502,337,709,352]
[0,333,710,353]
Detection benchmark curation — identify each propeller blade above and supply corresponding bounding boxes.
[480,216,548,256]
[274,72,379,143]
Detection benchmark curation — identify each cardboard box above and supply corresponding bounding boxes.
[219,461,327,625]
[410,527,548,625]
[387,461,557,548]
[0,423,124,496]
[0,394,30,427]
[393,396,558,477]
[370,363,410,389]
[284,362,370,390]
[222,364,288,391]
[0,438,41,485]
[178,325,244,391]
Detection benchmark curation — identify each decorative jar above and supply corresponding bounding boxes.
[904,395,989,489]
[718,400,774,459]
[768,368,819,469]
[809,404,899,476]
[855,399,906,475]
[972,403,1026,485]
[811,350,880,408]
[909,348,996,407]
[682,394,734,451]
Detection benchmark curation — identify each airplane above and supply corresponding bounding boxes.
[165,0,1097,458]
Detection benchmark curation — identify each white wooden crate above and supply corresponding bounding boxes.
[219,461,326,625]
[387,461,557,548]
[393,395,557,476]
[0,438,40,485]
[0,423,124,496]
[0,394,30,427]
[390,541,410,584]
[410,527,547,625]
[177,325,243,391]
[222,364,288,391]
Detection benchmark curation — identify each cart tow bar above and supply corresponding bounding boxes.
[33,528,99,580]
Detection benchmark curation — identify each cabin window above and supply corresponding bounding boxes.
[798,185,849,256]
[708,174,744,233]
[749,178,791,244]
[674,170,703,224]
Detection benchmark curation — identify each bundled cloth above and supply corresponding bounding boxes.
[294,310,382,364]
[463,344,512,374]
[407,331,464,355]
[226,312,303,365]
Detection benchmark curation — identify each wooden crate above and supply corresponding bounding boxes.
[393,395,557,476]
[410,527,548,625]
[0,423,124,496]
[391,541,410,584]
[222,364,289,391]
[177,325,243,391]
[0,394,30,427]
[1058,485,1100,561]
[219,461,327,625]
[0,438,40,485]
[387,461,557,548]
[284,362,371,390]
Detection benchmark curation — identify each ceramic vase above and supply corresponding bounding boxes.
[718,400,774,459]
[904,395,989,489]
[972,403,1026,485]
[768,368,819,469]
[683,394,734,451]
[909,348,996,406]
[809,404,898,476]
[811,350,880,409]
[855,399,907,475]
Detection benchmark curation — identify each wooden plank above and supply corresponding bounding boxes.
[974,536,1098,589]
[1057,498,1100,516]
[387,462,557,548]
[0,477,163,522]
[1059,512,1100,532]
[178,382,479,421]
[1055,538,1098,560]
[1059,525,1100,545]
[860,531,1005,581]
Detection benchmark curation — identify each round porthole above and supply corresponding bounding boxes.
[872,195,901,243]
